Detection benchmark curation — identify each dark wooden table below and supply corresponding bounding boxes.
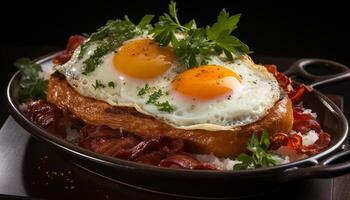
[1,56,349,200]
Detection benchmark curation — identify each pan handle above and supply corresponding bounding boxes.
[284,58,350,88]
[282,146,350,180]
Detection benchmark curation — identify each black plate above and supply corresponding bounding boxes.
[6,54,350,198]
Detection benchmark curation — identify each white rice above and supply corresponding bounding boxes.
[302,109,317,119]
[299,130,319,146]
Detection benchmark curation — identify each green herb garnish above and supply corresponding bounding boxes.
[138,14,155,30]
[108,81,115,88]
[92,80,106,90]
[156,101,174,112]
[138,84,174,113]
[234,131,277,170]
[14,58,48,102]
[137,84,151,96]
[147,89,163,104]
[79,16,148,74]
[147,90,174,113]
[153,1,250,68]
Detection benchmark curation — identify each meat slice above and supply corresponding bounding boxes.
[47,73,293,157]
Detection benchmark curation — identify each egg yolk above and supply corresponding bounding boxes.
[113,38,174,79]
[172,65,241,100]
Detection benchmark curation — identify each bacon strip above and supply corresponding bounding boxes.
[159,153,217,170]
[265,64,293,92]
[79,125,140,156]
[53,35,86,65]
[78,127,216,169]
[265,64,312,104]
[288,85,312,104]
[25,100,70,138]
[270,107,330,155]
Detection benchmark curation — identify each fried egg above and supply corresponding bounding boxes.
[57,36,280,131]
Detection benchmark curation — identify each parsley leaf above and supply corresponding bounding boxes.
[138,14,155,29]
[156,101,174,112]
[234,131,278,170]
[147,90,163,104]
[206,9,250,56]
[172,28,215,68]
[108,81,115,88]
[206,10,240,40]
[14,58,48,102]
[152,1,189,46]
[138,85,174,113]
[92,80,106,90]
[137,84,151,96]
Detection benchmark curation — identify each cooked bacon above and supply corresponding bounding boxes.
[80,125,124,139]
[79,125,140,156]
[25,100,70,138]
[265,65,312,104]
[129,136,184,160]
[120,136,184,165]
[288,84,312,104]
[270,107,330,155]
[270,132,289,150]
[53,35,86,65]
[159,153,217,170]
[79,130,214,168]
[265,64,293,92]
[292,107,321,134]
[293,119,321,134]
[299,131,331,155]
[287,134,303,150]
[133,151,166,165]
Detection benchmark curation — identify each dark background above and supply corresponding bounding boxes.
[1,0,349,125]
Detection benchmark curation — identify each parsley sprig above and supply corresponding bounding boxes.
[14,58,48,102]
[152,1,250,68]
[234,131,278,170]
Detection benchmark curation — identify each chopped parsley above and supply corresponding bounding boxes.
[137,84,151,96]
[234,131,278,170]
[138,84,174,113]
[147,89,163,104]
[156,101,174,112]
[79,16,148,74]
[108,81,115,88]
[92,80,106,90]
[14,58,48,102]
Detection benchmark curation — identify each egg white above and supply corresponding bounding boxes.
[56,36,281,131]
